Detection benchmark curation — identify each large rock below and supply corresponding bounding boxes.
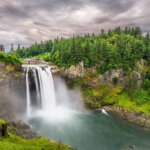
[0,63,26,121]
[99,69,125,85]
[99,69,143,88]
[62,62,84,79]
[130,71,143,88]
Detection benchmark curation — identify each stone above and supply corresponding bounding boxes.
[99,69,125,85]
[131,71,143,88]
[62,62,84,79]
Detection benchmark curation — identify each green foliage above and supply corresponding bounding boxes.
[0,119,6,125]
[0,52,22,64]
[0,134,73,150]
[36,53,51,62]
[0,119,73,150]
[15,27,148,74]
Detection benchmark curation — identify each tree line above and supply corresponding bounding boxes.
[15,27,150,74]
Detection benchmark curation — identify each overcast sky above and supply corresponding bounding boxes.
[0,0,150,51]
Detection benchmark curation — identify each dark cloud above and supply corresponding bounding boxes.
[0,0,149,51]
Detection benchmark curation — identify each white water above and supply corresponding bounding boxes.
[26,68,31,116]
[33,69,41,106]
[24,65,79,122]
[38,67,56,109]
[25,65,56,113]
[101,109,109,116]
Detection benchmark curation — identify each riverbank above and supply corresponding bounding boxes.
[59,64,150,129]
[103,106,150,128]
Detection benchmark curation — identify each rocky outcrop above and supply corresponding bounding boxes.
[99,69,125,86]
[99,69,143,88]
[130,71,143,88]
[62,62,84,79]
[24,58,47,65]
[103,106,150,128]
[9,120,40,139]
[0,62,26,121]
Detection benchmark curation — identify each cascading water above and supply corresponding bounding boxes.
[26,68,31,116]
[24,65,57,116]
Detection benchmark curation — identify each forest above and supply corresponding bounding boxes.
[15,27,150,74]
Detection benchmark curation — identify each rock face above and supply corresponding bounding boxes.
[99,69,143,88]
[0,62,26,121]
[62,62,84,79]
[99,69,125,86]
[130,71,143,88]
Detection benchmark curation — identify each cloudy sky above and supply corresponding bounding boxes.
[0,0,150,51]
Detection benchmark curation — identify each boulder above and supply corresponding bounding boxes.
[99,69,125,85]
[131,71,143,88]
[62,62,84,79]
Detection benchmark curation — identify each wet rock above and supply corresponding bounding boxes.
[24,58,47,65]
[9,120,40,140]
[128,145,137,150]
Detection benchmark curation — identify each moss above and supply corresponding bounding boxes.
[5,65,15,72]
[13,72,23,78]
[0,119,6,125]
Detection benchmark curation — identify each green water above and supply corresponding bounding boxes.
[28,111,150,150]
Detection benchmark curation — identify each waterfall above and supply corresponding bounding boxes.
[24,65,56,115]
[26,68,31,116]
[33,69,41,107]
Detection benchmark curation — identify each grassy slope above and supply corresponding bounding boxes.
[0,120,73,150]
[70,69,150,116]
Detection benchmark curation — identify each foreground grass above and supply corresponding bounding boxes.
[0,120,73,150]
[0,135,72,150]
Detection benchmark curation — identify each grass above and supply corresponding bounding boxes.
[0,135,73,150]
[0,119,6,125]
[68,69,150,117]
[0,119,73,150]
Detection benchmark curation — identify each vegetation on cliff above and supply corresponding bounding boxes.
[0,52,22,64]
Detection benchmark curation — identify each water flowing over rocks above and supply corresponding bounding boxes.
[24,58,47,65]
